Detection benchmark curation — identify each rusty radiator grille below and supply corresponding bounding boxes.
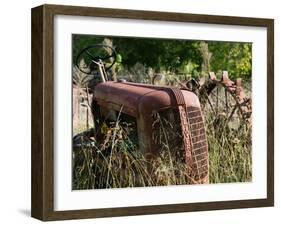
[186,106,209,180]
[151,106,209,183]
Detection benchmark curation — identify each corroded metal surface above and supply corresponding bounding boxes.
[199,71,252,120]
[178,106,192,171]
[186,106,209,183]
[169,88,208,184]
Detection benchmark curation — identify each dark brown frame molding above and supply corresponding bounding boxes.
[31,4,274,221]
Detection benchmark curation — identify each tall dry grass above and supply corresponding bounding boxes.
[72,103,252,190]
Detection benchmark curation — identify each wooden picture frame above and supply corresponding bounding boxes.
[31,4,274,221]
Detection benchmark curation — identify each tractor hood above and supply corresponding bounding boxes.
[93,81,200,117]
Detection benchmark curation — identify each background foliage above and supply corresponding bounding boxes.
[72,34,252,80]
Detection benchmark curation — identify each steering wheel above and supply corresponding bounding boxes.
[75,44,117,75]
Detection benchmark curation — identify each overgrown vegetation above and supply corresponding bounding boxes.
[72,35,252,189]
[73,101,252,189]
[205,109,252,183]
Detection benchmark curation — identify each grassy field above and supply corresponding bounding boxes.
[206,114,252,183]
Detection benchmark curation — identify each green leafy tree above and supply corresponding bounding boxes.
[72,35,252,81]
[208,42,252,80]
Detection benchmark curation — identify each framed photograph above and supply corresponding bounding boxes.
[31,4,274,221]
